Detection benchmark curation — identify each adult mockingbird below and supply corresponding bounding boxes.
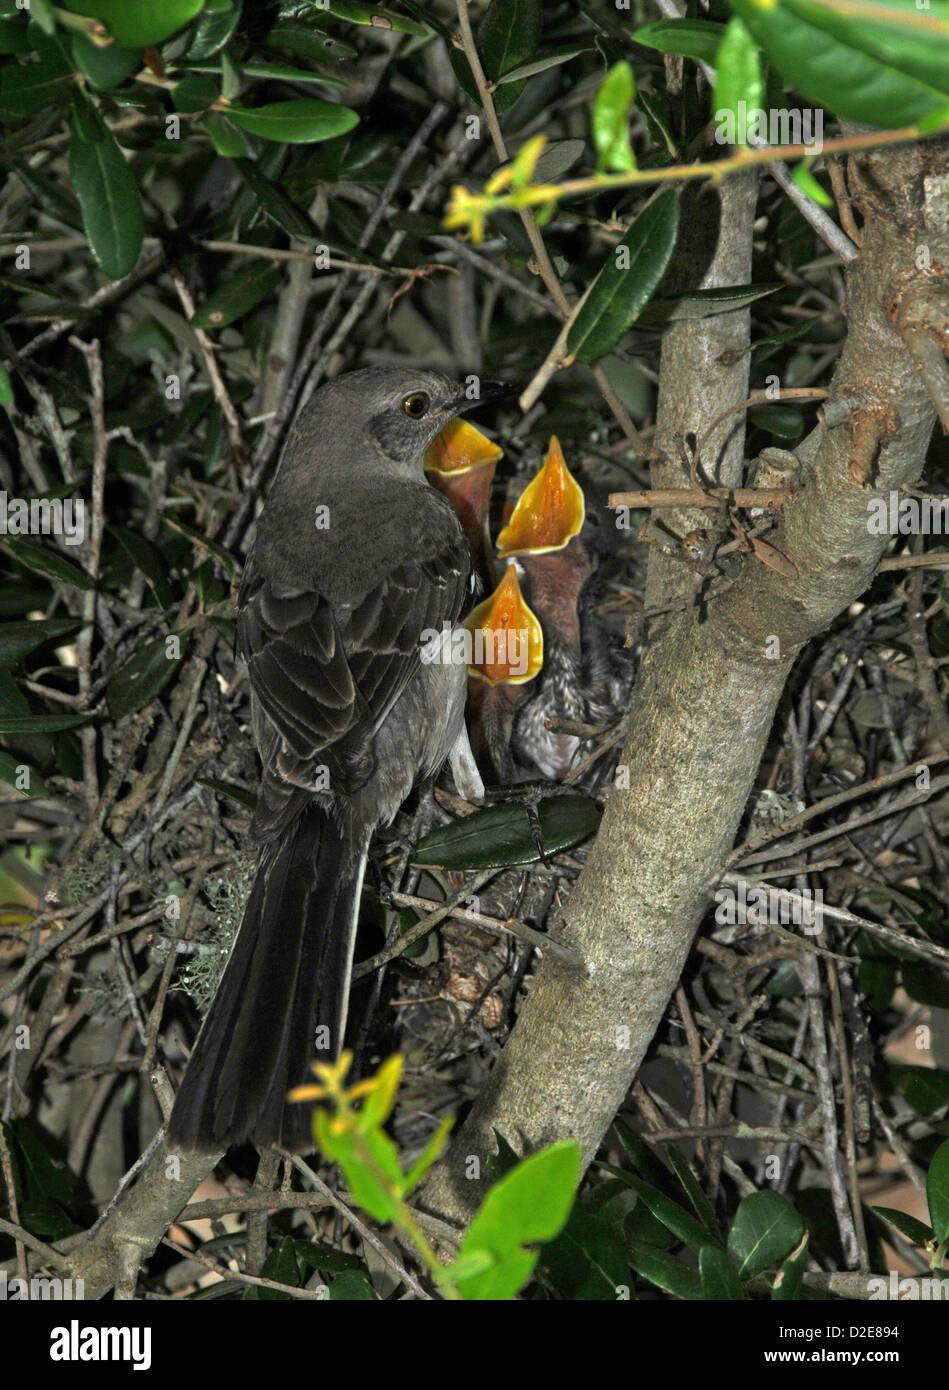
[169,368,499,1150]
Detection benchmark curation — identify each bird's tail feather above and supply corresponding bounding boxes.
[168,807,364,1151]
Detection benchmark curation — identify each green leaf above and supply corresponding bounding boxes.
[0,363,13,404]
[627,1239,703,1299]
[315,1114,403,1223]
[190,260,282,331]
[454,1140,580,1300]
[901,961,949,1010]
[632,18,725,64]
[3,1119,80,1239]
[871,1205,934,1248]
[0,668,51,765]
[858,956,897,1011]
[567,188,679,364]
[537,1203,631,1299]
[234,161,316,240]
[612,1117,672,1187]
[211,60,344,89]
[637,282,781,324]
[533,138,586,182]
[13,159,83,229]
[244,1235,302,1300]
[771,1230,809,1300]
[782,0,949,104]
[478,0,542,111]
[295,1241,367,1276]
[665,1146,721,1245]
[0,749,49,798]
[0,56,71,120]
[226,97,359,143]
[0,713,89,734]
[106,632,190,719]
[172,73,220,112]
[196,776,256,812]
[729,0,949,128]
[163,518,238,580]
[926,1137,949,1244]
[2,536,95,591]
[0,19,31,56]
[329,1270,377,1300]
[792,161,833,208]
[714,16,763,145]
[402,1116,454,1194]
[108,525,173,607]
[699,1244,747,1299]
[621,1174,716,1253]
[495,45,587,84]
[592,61,636,173]
[201,110,251,157]
[263,21,357,64]
[322,1,428,35]
[183,2,239,60]
[61,1,205,47]
[71,33,141,89]
[413,794,600,869]
[0,619,82,666]
[751,314,822,360]
[68,97,144,280]
[748,405,805,441]
[727,1191,804,1278]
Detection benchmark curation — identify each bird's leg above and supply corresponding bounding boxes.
[448,725,485,804]
[480,780,578,867]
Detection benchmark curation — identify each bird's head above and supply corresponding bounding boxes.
[310,368,511,474]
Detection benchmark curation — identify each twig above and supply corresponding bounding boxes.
[169,264,244,473]
[608,486,789,509]
[68,336,106,816]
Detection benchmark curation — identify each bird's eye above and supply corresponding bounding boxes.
[402,392,430,418]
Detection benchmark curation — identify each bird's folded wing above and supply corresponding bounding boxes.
[237,542,468,780]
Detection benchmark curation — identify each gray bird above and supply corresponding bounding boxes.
[168,368,500,1150]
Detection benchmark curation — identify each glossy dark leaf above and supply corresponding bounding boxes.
[234,160,316,239]
[627,1239,703,1299]
[106,632,190,719]
[567,189,679,364]
[890,1065,949,1115]
[328,1270,378,1300]
[184,2,240,60]
[62,0,204,47]
[0,748,49,798]
[727,1192,804,1278]
[413,794,600,869]
[478,0,541,111]
[0,618,81,666]
[322,1,427,35]
[71,33,141,90]
[0,713,89,733]
[0,56,71,120]
[537,1203,630,1299]
[263,21,357,63]
[190,261,282,330]
[226,98,359,144]
[870,1205,933,1248]
[68,97,144,280]
[2,536,95,591]
[699,1244,747,1299]
[632,18,725,64]
[926,1138,949,1244]
[638,283,781,324]
[109,525,173,607]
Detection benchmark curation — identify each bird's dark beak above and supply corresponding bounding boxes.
[447,379,516,415]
